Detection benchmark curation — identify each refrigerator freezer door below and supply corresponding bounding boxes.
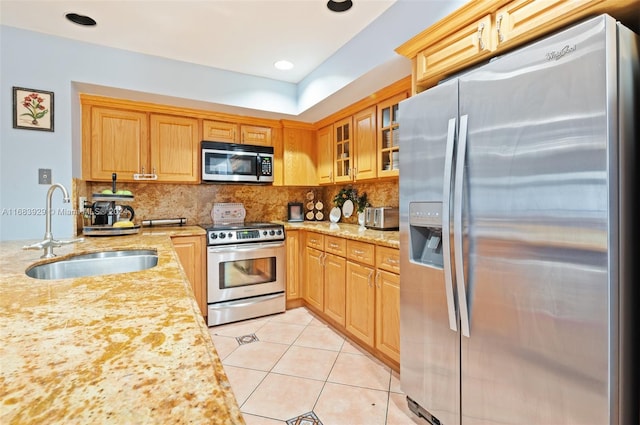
[399,80,460,425]
[458,16,613,425]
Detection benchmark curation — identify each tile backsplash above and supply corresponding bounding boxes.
[74,179,398,233]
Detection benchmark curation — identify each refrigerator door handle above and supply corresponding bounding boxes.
[454,114,471,338]
[442,117,458,332]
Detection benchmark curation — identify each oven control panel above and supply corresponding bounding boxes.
[207,226,284,245]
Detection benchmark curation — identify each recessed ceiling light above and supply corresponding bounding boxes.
[274,60,294,70]
[65,13,97,26]
[327,0,353,13]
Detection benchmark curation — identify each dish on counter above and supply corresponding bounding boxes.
[329,207,341,223]
[342,199,354,218]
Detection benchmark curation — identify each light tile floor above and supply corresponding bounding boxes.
[208,306,425,425]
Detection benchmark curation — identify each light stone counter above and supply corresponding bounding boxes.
[281,221,400,249]
[0,226,244,424]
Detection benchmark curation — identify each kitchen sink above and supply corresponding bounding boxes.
[26,249,158,280]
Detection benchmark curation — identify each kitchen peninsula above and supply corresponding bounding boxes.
[0,226,244,424]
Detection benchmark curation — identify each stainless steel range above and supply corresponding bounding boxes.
[204,221,285,326]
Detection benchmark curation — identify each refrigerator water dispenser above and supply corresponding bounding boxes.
[408,202,444,268]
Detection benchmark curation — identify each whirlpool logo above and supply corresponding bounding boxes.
[546,44,577,61]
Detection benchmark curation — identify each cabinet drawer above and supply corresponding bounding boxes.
[325,236,346,257]
[376,246,400,274]
[347,240,375,266]
[306,232,324,250]
[416,14,493,83]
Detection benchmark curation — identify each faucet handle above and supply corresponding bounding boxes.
[22,241,46,250]
[53,237,85,246]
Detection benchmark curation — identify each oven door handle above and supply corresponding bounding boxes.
[207,241,285,253]
[210,292,284,309]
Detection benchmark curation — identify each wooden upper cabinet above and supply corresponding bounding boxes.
[377,92,407,179]
[333,117,353,183]
[416,14,493,84]
[281,123,317,186]
[202,120,237,143]
[87,107,149,181]
[149,114,199,183]
[202,120,272,146]
[353,106,377,181]
[493,0,594,48]
[397,0,635,93]
[241,125,272,146]
[317,125,334,185]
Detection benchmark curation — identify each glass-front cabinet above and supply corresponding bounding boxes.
[377,92,407,178]
[334,117,353,182]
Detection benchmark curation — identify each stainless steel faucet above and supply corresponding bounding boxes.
[23,183,84,258]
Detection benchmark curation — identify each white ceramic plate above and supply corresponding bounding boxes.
[329,207,341,223]
[342,199,354,218]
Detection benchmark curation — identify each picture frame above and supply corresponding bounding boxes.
[13,86,54,132]
[287,202,304,222]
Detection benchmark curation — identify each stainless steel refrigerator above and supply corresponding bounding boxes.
[399,14,638,425]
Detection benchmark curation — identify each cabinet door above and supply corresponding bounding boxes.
[333,117,353,183]
[241,125,272,146]
[353,106,377,181]
[345,261,375,346]
[317,125,334,184]
[375,269,400,363]
[282,126,317,186]
[377,92,407,178]
[149,114,200,183]
[203,120,238,143]
[171,235,206,317]
[416,14,493,83]
[494,0,593,48]
[305,247,324,311]
[324,253,346,326]
[286,230,301,300]
[89,107,148,181]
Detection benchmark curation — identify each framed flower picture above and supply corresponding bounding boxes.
[13,87,54,132]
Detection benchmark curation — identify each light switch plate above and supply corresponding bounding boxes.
[38,168,52,185]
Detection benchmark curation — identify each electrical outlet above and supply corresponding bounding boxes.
[38,168,52,185]
[79,196,87,210]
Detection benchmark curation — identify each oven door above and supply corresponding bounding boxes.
[207,241,285,303]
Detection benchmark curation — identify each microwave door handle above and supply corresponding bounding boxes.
[256,155,262,180]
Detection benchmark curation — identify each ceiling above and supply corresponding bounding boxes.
[0,0,396,84]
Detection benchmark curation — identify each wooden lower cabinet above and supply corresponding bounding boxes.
[286,230,301,301]
[171,235,206,317]
[345,261,376,347]
[375,269,400,363]
[304,246,324,311]
[323,253,346,326]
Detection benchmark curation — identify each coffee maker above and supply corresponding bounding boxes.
[82,173,139,236]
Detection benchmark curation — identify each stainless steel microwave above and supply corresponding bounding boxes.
[201,141,274,183]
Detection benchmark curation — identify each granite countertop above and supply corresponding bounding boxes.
[0,226,244,424]
[281,221,400,249]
